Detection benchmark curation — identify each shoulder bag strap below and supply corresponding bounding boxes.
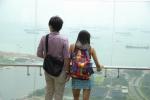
[89,46,91,59]
[45,34,49,55]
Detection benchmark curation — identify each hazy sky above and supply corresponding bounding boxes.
[0,0,150,28]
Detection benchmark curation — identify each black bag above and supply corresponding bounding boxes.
[43,34,64,77]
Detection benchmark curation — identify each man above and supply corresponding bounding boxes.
[37,16,70,100]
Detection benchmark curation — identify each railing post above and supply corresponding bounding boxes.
[117,68,119,78]
[39,66,42,76]
[105,68,107,77]
[27,66,30,76]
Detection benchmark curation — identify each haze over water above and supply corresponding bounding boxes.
[0,0,150,67]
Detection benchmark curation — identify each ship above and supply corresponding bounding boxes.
[126,45,149,49]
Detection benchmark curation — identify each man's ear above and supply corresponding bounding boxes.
[49,25,54,32]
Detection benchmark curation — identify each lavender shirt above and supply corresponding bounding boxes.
[37,32,69,60]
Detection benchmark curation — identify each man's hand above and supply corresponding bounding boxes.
[65,75,70,82]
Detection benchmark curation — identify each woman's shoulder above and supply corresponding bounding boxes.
[90,46,94,51]
[70,43,75,47]
[90,47,95,55]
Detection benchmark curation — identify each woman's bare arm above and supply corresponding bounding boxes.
[91,48,103,71]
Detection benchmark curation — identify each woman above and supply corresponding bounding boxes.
[67,30,103,100]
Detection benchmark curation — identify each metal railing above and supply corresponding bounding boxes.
[1,64,150,77]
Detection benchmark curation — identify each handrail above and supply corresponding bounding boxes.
[0,64,42,76]
[103,66,150,78]
[0,64,42,67]
[104,65,150,70]
[0,64,150,70]
[0,64,150,77]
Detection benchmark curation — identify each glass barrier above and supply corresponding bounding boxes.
[0,66,150,100]
[0,0,150,99]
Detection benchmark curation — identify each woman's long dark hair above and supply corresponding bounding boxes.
[76,30,91,45]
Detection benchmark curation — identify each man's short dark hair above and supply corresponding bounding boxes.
[48,16,63,32]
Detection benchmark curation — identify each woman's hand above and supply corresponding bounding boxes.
[97,65,104,72]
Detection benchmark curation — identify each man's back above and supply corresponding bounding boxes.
[37,32,69,60]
